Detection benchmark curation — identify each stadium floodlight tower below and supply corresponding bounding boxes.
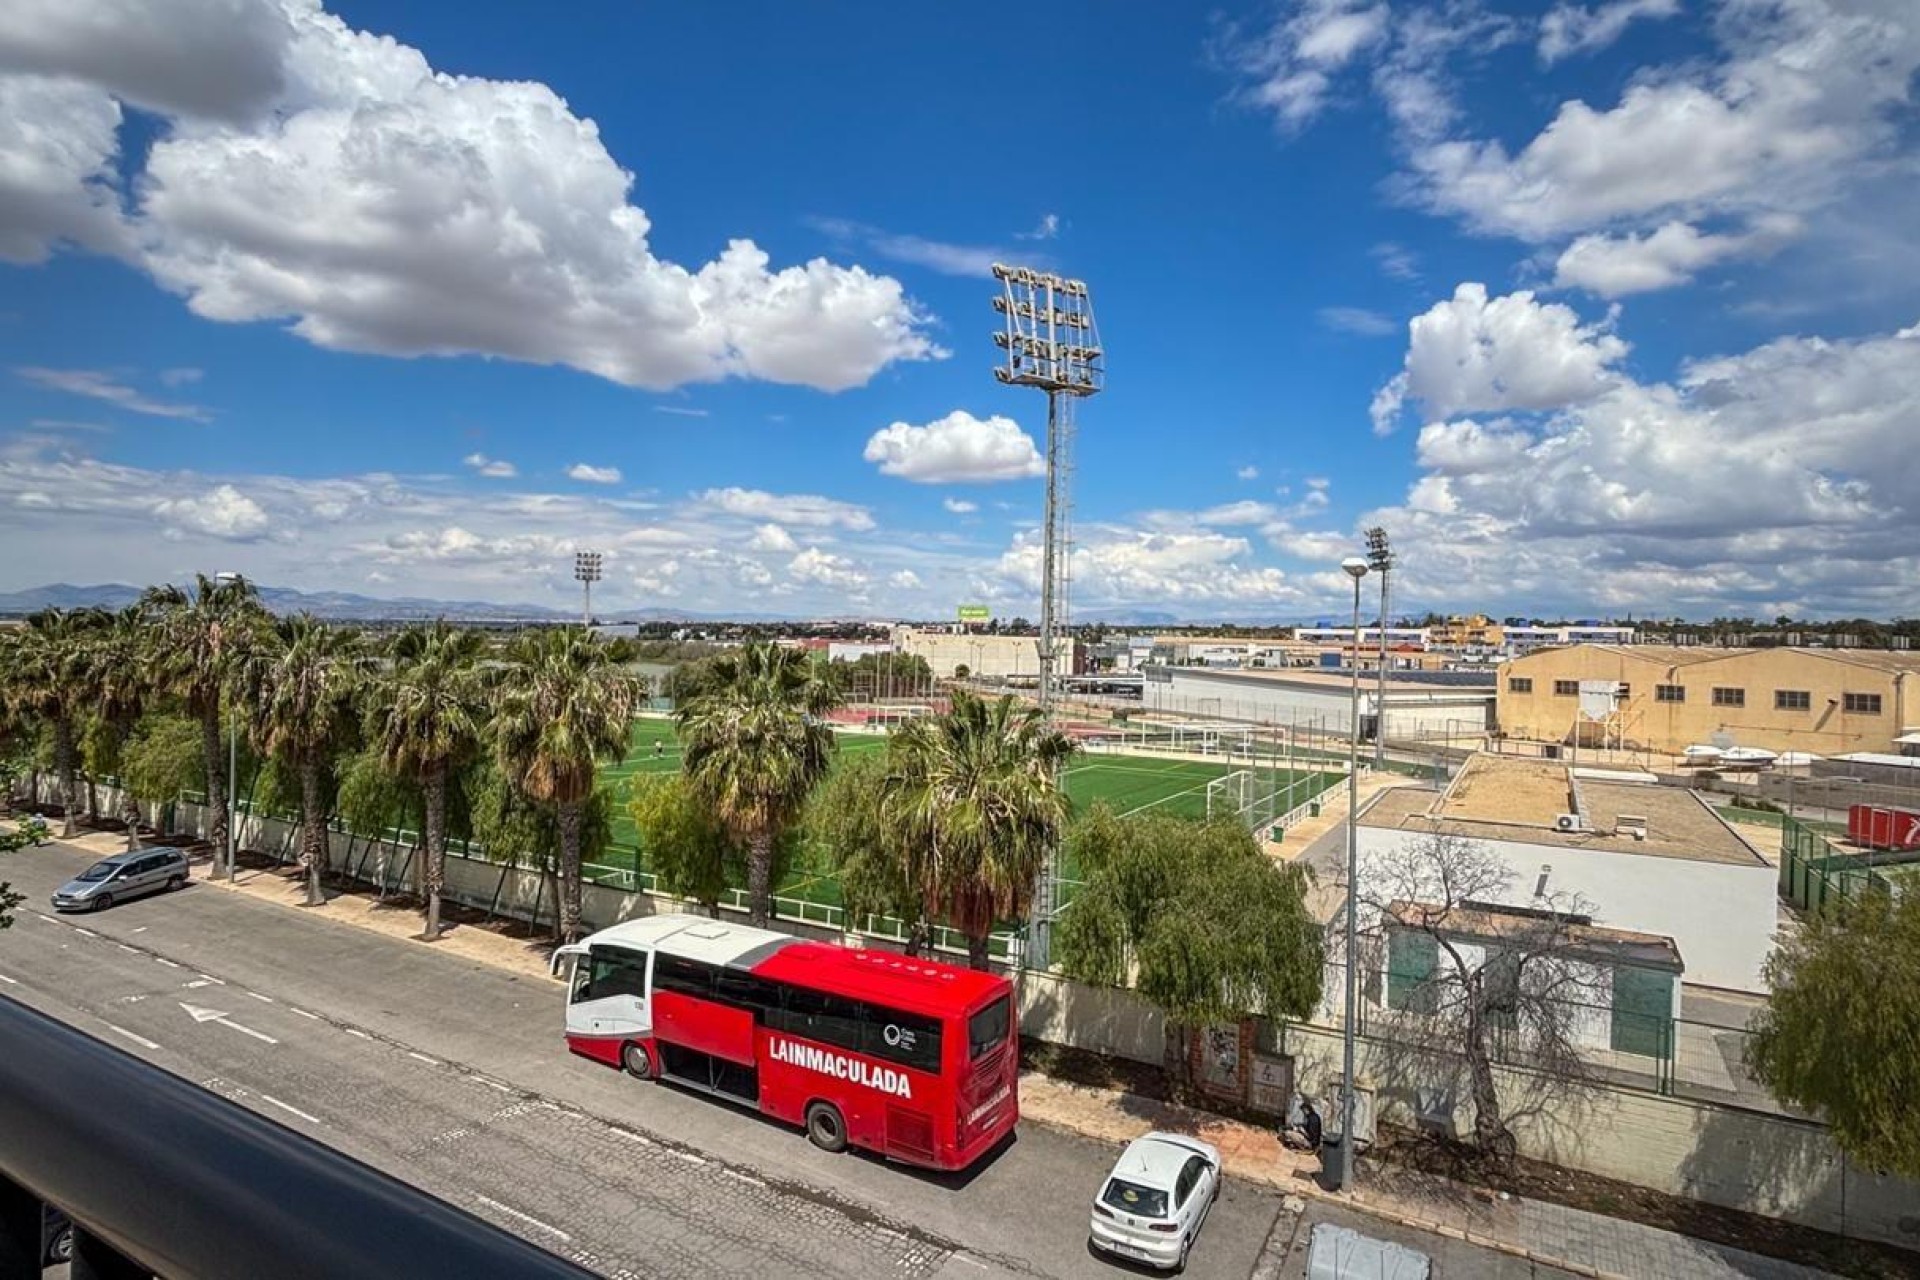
[1365,527,1393,768]
[992,263,1102,972]
[574,550,603,628]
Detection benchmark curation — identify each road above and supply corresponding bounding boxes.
[1,839,1577,1279]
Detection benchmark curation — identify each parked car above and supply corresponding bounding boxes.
[51,847,190,912]
[43,1203,72,1265]
[1089,1131,1221,1273]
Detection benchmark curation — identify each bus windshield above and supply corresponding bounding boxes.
[968,995,1010,1060]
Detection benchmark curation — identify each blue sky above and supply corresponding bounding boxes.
[2,0,1916,619]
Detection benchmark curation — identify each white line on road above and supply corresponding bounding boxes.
[342,1027,371,1039]
[179,1002,279,1045]
[721,1169,765,1189]
[0,973,15,985]
[34,913,59,925]
[408,1052,440,1065]
[104,1023,160,1050]
[614,1129,653,1147]
[194,975,225,985]
[215,1018,277,1045]
[72,926,99,938]
[664,1149,707,1166]
[117,943,138,953]
[471,1076,515,1094]
[289,1007,320,1020]
[184,979,218,989]
[245,991,274,1003]
[153,958,181,969]
[474,1195,572,1242]
[258,1093,323,1125]
[131,926,147,933]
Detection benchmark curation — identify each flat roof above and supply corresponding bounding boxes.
[1384,901,1684,972]
[1161,667,1494,695]
[1361,755,1767,867]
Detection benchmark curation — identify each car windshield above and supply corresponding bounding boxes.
[76,862,118,882]
[1101,1177,1169,1219]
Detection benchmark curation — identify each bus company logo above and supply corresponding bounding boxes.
[767,1037,913,1099]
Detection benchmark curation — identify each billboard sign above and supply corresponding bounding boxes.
[957,605,991,623]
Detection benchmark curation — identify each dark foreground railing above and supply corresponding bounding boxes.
[0,995,593,1280]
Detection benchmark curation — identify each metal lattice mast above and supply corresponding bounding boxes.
[992,264,1102,971]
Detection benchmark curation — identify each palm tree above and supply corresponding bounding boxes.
[242,615,367,906]
[87,604,159,850]
[677,642,839,927]
[884,691,1075,970]
[364,622,488,939]
[145,574,267,870]
[491,628,646,943]
[3,608,107,837]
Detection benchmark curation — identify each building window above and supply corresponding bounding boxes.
[1655,684,1685,704]
[1552,679,1579,697]
[1711,687,1745,708]
[1617,683,1631,698]
[1508,677,1533,694]
[1774,689,1811,711]
[1844,692,1883,715]
[1386,930,1439,1014]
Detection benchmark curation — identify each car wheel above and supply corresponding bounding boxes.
[46,1222,72,1265]
[621,1041,655,1080]
[167,874,185,892]
[804,1101,848,1154]
[1175,1234,1190,1274]
[93,893,113,912]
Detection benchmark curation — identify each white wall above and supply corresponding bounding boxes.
[1357,825,1777,993]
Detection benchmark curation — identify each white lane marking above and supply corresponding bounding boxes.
[342,1027,371,1040]
[194,975,225,985]
[34,913,60,925]
[178,1001,278,1045]
[131,927,147,933]
[289,1007,320,1020]
[664,1149,706,1166]
[614,1129,653,1147]
[474,1195,572,1242]
[184,979,217,989]
[153,958,181,969]
[472,1076,515,1094]
[72,926,99,938]
[104,1023,160,1050]
[117,943,139,953]
[721,1169,765,1189]
[246,991,274,1003]
[408,1052,440,1065]
[0,973,16,985]
[258,1093,322,1125]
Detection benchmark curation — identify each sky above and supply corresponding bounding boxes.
[1,0,1916,622]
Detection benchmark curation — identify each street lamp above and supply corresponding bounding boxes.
[212,571,242,883]
[1365,528,1393,769]
[574,551,603,629]
[1336,554,1370,1192]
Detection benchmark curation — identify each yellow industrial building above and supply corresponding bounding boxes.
[1497,644,1920,757]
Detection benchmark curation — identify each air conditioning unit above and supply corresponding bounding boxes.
[1554,813,1584,832]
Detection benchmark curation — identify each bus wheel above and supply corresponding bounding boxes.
[622,1042,655,1080]
[804,1102,847,1154]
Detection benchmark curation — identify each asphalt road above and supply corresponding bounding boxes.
[1,839,1583,1279]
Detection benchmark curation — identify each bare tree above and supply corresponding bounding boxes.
[1354,830,1609,1167]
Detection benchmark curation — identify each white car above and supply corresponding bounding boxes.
[1089,1131,1222,1272]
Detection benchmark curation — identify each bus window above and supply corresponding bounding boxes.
[652,953,717,998]
[771,987,864,1052]
[584,947,648,1002]
[863,1007,942,1074]
[968,996,1011,1060]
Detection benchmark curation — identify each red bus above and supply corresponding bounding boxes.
[550,914,1019,1171]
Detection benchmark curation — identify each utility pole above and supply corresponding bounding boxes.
[1335,555,1371,1192]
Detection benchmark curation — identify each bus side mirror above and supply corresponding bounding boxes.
[549,945,585,978]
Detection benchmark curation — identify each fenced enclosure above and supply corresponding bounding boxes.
[1777,815,1906,913]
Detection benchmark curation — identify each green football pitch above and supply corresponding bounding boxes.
[597,718,1337,912]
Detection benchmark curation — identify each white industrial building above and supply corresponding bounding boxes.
[1139,665,1495,741]
[1354,755,1777,994]
[893,626,1072,680]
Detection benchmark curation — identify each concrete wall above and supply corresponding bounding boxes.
[1355,825,1777,994]
[893,627,1053,680]
[1145,668,1492,740]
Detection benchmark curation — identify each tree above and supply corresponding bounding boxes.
[1357,831,1603,1166]
[1748,890,1920,1178]
[86,604,158,849]
[884,691,1074,969]
[1,608,105,837]
[146,574,268,868]
[804,751,926,950]
[628,774,736,917]
[677,642,838,927]
[241,616,367,906]
[1058,806,1322,1080]
[119,715,206,837]
[468,756,614,938]
[491,628,646,943]
[0,818,49,929]
[364,622,489,939]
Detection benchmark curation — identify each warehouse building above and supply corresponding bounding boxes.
[1497,644,1920,758]
[892,626,1082,681]
[1139,664,1495,740]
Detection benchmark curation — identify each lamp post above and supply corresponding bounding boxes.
[1336,554,1370,1191]
[1365,528,1393,768]
[574,551,603,629]
[212,571,242,882]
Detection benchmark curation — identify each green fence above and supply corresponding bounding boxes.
[1778,817,1895,913]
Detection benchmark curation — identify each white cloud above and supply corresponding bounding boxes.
[4,0,941,392]
[789,546,868,591]
[16,366,209,421]
[808,217,1012,279]
[463,453,517,479]
[1553,217,1799,297]
[889,569,923,589]
[747,523,797,552]
[1017,214,1061,241]
[1228,0,1390,130]
[153,483,269,540]
[652,405,708,418]
[158,366,204,387]
[1237,465,1260,481]
[567,463,621,485]
[863,411,1045,484]
[997,526,1304,607]
[1317,305,1397,336]
[1370,284,1629,433]
[943,498,978,515]
[1538,0,1679,64]
[1372,241,1419,281]
[695,487,874,530]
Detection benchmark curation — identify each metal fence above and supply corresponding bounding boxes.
[1778,816,1897,913]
